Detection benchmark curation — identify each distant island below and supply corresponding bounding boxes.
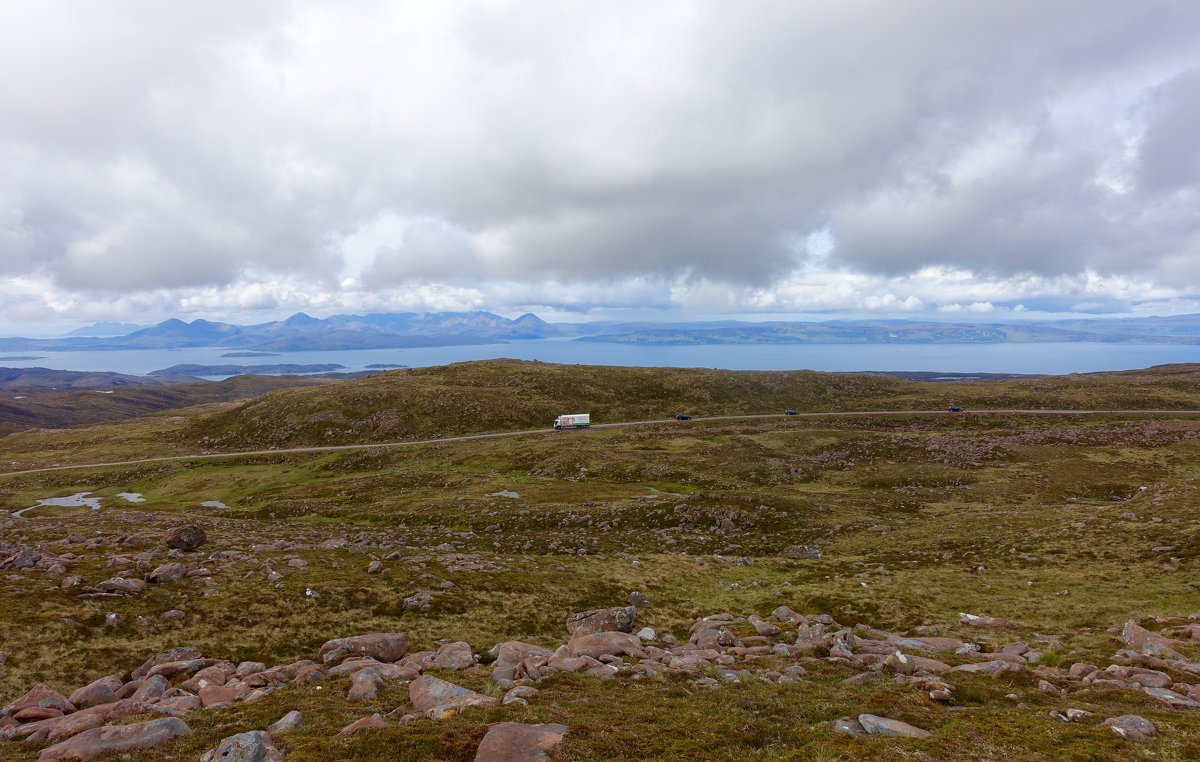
[364,363,408,369]
[0,310,1198,354]
[0,355,44,361]
[149,363,346,377]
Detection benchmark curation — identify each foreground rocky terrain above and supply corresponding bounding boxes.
[3,362,1200,759]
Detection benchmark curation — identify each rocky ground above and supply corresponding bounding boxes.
[3,363,1200,759]
[2,521,1195,762]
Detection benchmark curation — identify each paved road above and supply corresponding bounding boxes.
[2,408,1198,478]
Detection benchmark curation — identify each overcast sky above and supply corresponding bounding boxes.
[2,1,1199,332]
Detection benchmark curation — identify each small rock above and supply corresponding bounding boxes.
[1104,714,1156,742]
[337,714,389,736]
[857,714,932,738]
[347,668,384,701]
[410,675,497,718]
[782,545,821,560]
[146,563,186,584]
[627,591,652,608]
[163,526,207,552]
[199,730,283,762]
[503,686,539,706]
[96,578,145,595]
[267,710,302,734]
[832,717,865,735]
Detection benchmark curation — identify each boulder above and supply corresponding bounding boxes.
[199,730,283,762]
[2,683,75,719]
[146,563,186,584]
[474,722,569,762]
[267,710,302,734]
[17,711,104,743]
[857,714,932,738]
[131,647,204,680]
[95,578,145,595]
[430,641,475,670]
[199,684,238,708]
[318,633,409,665]
[130,675,169,703]
[492,642,554,684]
[337,714,389,736]
[1104,714,1156,741]
[36,717,189,761]
[502,686,539,706]
[409,675,497,718]
[831,718,865,735]
[566,631,644,659]
[782,545,821,560]
[163,526,207,551]
[565,606,638,637]
[958,612,1020,629]
[347,668,384,701]
[68,676,123,710]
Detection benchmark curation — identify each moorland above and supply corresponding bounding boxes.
[3,360,1200,760]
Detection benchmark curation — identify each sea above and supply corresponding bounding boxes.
[2,339,1200,378]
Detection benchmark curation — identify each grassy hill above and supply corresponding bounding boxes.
[0,375,336,437]
[183,359,1200,450]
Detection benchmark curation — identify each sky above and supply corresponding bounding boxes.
[1,1,1199,334]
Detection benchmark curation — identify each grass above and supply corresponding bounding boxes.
[1,362,1200,758]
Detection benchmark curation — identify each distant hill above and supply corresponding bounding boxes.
[0,311,560,352]
[0,366,198,391]
[148,363,345,377]
[577,318,1200,345]
[0,374,337,437]
[63,321,146,337]
[5,311,1200,352]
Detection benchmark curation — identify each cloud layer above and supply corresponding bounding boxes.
[1,1,1198,326]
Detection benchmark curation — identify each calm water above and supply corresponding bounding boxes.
[2,339,1199,377]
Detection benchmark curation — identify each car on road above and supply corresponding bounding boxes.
[675,413,693,420]
[948,405,963,413]
[785,409,798,415]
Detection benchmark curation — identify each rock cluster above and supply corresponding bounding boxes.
[2,608,1191,758]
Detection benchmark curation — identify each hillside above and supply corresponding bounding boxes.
[0,375,337,437]
[183,360,1200,450]
[0,367,198,391]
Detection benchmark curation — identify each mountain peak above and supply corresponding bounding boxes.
[284,312,321,326]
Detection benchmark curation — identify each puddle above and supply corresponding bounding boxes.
[201,500,230,509]
[488,490,521,499]
[117,493,145,503]
[15,492,102,518]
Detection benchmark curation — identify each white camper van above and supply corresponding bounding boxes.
[553,413,591,430]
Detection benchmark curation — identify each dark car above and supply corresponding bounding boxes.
[948,405,963,413]
[785,409,799,416]
[675,413,693,421]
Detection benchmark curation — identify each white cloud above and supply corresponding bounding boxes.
[0,1,1198,328]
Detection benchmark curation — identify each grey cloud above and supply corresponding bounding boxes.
[1,0,1199,307]
[1137,68,1200,194]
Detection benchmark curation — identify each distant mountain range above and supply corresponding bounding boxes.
[1,310,1198,352]
[578,315,1200,345]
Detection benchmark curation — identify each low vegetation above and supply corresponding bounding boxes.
[1,361,1200,759]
